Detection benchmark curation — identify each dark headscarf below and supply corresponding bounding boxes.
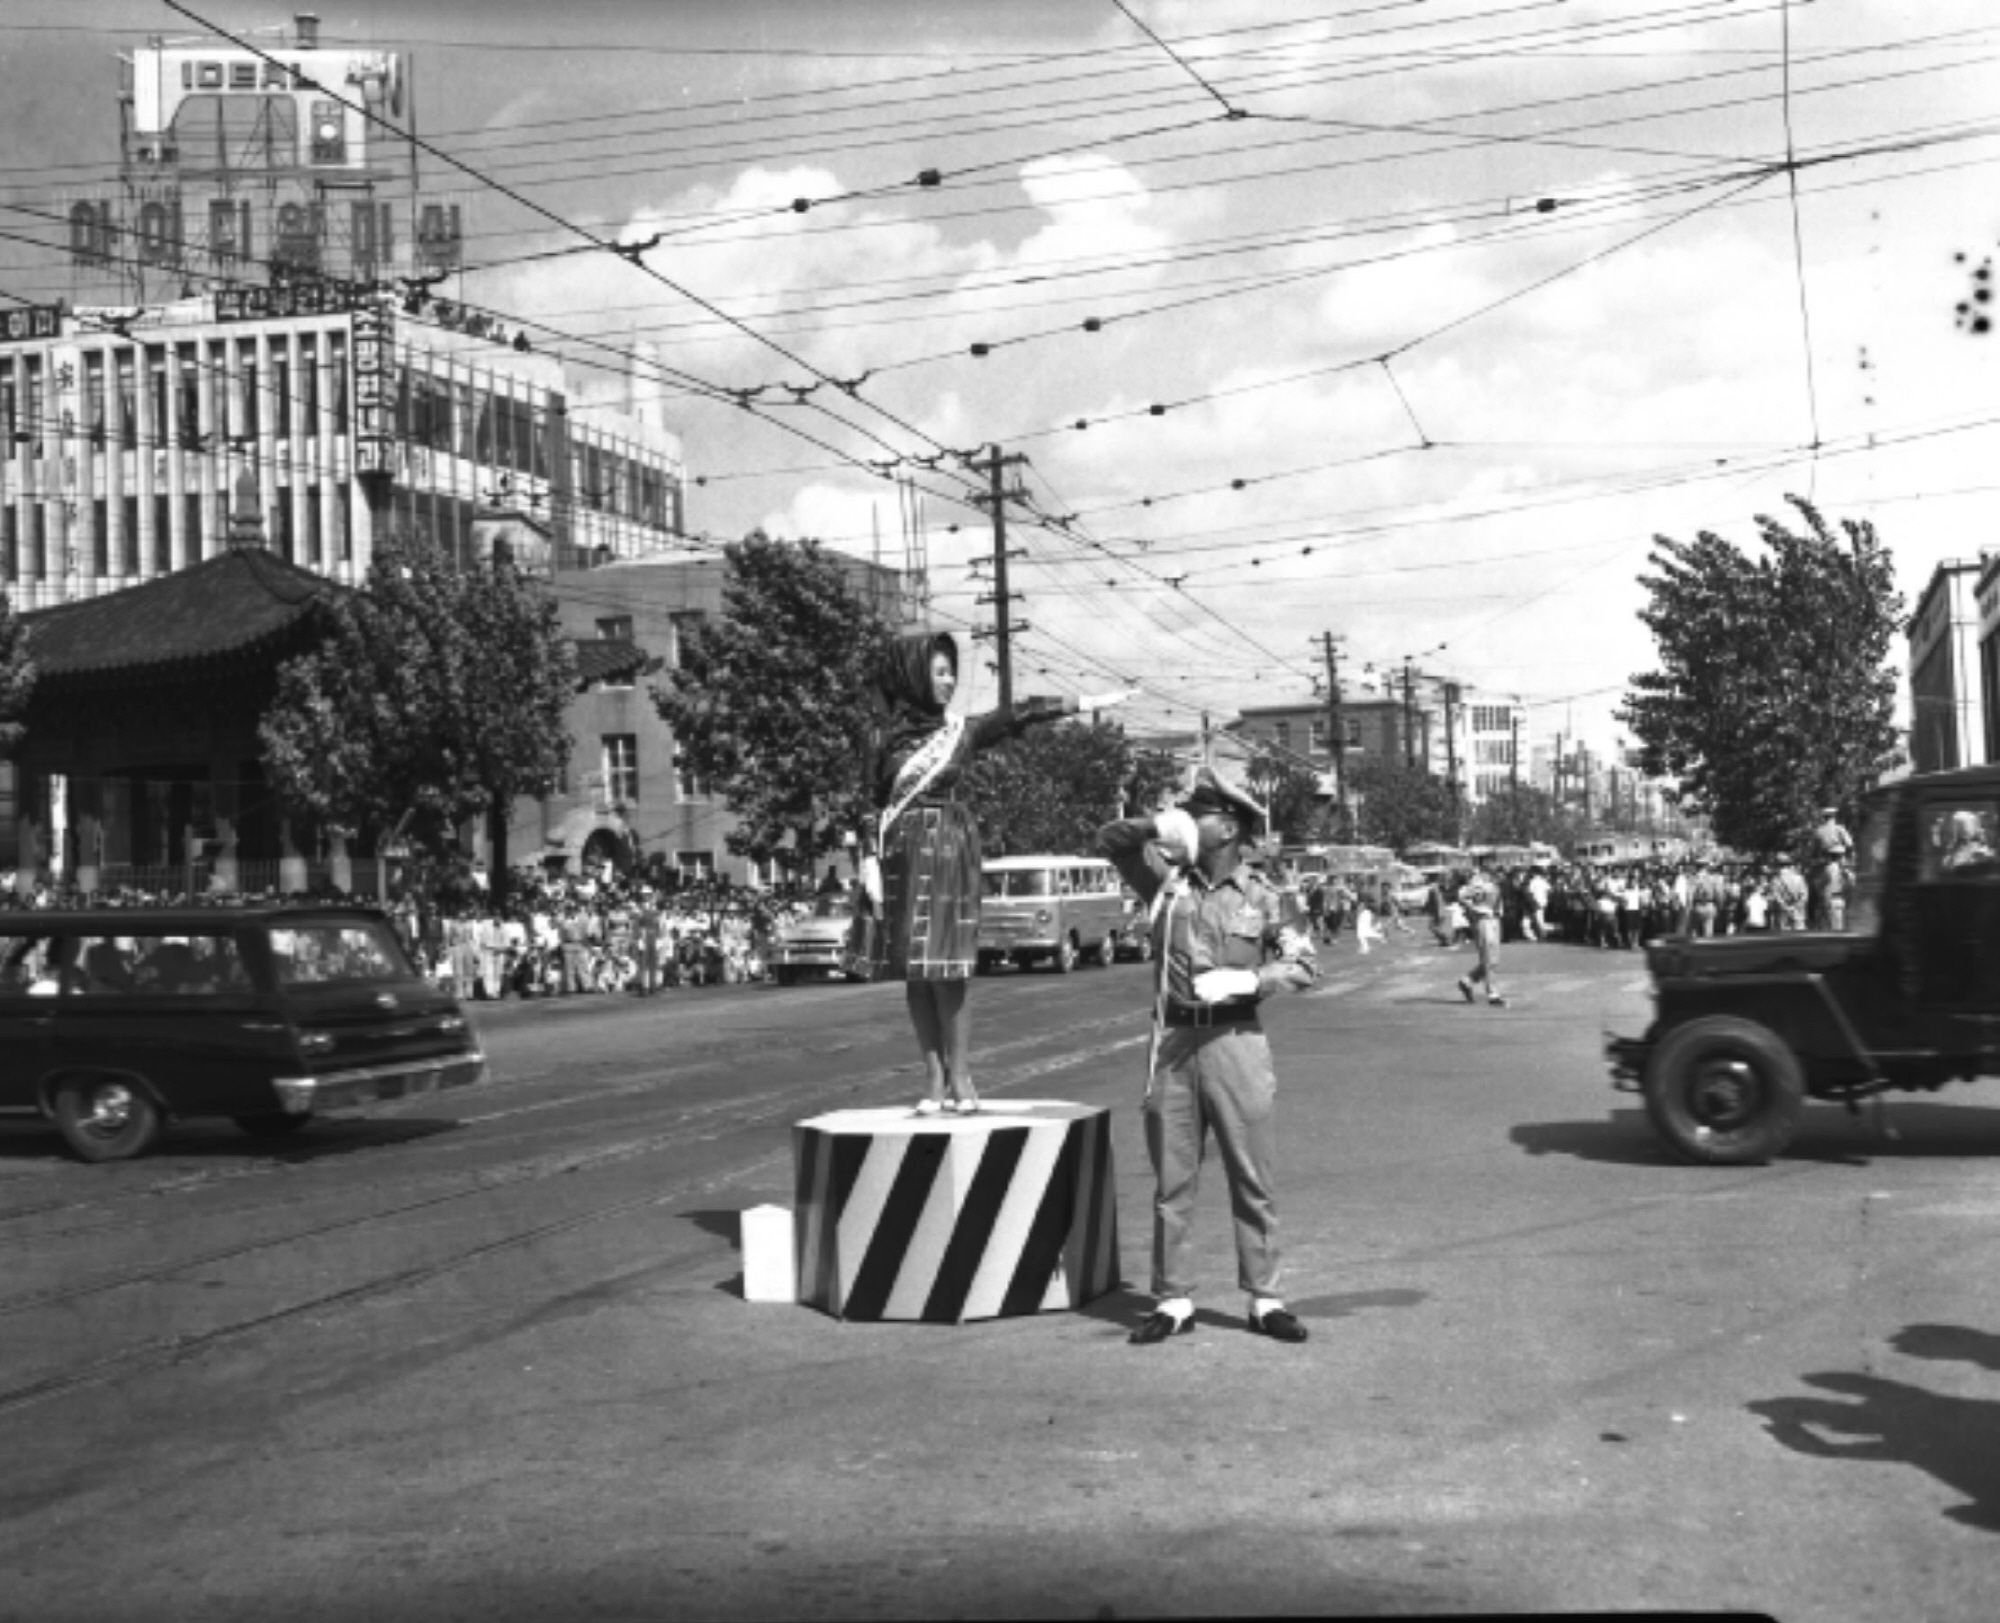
[868,632,960,806]
[878,631,957,720]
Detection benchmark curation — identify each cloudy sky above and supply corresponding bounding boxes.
[3,0,1997,754]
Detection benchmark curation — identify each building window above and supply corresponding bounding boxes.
[596,615,633,641]
[1274,721,1291,753]
[676,850,715,884]
[603,734,639,804]
[675,746,710,802]
[1344,718,1362,747]
[1984,633,2000,766]
[115,351,137,449]
[1309,719,1328,753]
[154,493,170,574]
[669,610,706,669]
[85,353,106,443]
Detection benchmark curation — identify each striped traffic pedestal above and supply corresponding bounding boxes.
[792,1100,1119,1323]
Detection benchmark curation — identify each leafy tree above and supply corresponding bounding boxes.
[0,589,36,758]
[1466,783,1588,850]
[962,718,1176,856]
[1245,748,1327,845]
[1346,755,1458,851]
[261,529,576,906]
[652,532,895,871]
[1619,497,1904,857]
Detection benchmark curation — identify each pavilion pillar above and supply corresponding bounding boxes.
[328,829,353,894]
[278,817,308,894]
[210,757,239,895]
[13,769,41,896]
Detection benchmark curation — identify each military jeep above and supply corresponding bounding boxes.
[1607,765,2000,1164]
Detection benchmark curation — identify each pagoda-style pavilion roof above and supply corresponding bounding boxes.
[22,550,347,691]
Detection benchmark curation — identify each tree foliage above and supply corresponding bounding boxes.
[0,589,36,758]
[962,720,1181,856]
[1619,497,1904,856]
[1466,783,1589,850]
[261,529,576,897]
[1245,748,1327,846]
[652,532,895,868]
[1346,756,1459,851]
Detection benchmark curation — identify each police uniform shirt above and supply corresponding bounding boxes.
[1097,820,1316,1007]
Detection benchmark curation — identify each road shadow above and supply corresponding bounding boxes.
[1895,1324,2000,1372]
[1285,1288,1427,1321]
[681,1209,745,1248]
[1510,1112,1680,1166]
[0,1115,462,1166]
[1749,1335,2000,1533]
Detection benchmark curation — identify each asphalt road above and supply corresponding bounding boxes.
[2,930,1998,1621]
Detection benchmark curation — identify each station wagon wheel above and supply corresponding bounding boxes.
[1643,1016,1805,1166]
[53,1075,166,1164]
[1094,934,1116,968]
[1132,929,1153,963]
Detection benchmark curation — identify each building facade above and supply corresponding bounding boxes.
[501,552,921,887]
[1908,559,1985,775]
[1233,684,1521,807]
[0,291,685,608]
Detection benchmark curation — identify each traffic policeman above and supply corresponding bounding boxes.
[1096,767,1318,1347]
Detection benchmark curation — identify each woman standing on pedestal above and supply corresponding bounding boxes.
[860,631,1102,1115]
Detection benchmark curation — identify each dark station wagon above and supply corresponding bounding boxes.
[0,906,486,1162]
[1608,764,2000,1163]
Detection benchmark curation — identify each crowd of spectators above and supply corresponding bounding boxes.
[1283,849,1856,952]
[1418,854,1851,948]
[0,863,835,1001]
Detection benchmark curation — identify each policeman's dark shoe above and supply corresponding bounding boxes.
[1129,1311,1195,1346]
[1457,977,1475,1004]
[1248,1307,1309,1344]
[1488,996,1509,1008]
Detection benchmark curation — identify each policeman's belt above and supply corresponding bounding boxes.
[1163,999,1261,1029]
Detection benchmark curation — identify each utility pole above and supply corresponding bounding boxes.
[1401,660,1418,771]
[1443,681,1461,832]
[1316,632,1347,834]
[1510,708,1522,838]
[1201,710,1213,768]
[967,443,1030,711]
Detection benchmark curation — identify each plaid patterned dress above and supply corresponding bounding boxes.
[871,795,985,981]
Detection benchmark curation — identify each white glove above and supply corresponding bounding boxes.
[1192,967,1259,1003]
[1153,807,1200,868]
[859,855,884,910]
[1079,688,1137,713]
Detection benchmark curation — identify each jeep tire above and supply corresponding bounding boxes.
[1644,1015,1805,1165]
[1093,933,1117,968]
[1052,934,1080,974]
[54,1075,167,1163]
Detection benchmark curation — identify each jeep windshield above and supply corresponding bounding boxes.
[265,920,416,986]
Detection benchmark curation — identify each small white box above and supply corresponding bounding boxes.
[741,1204,797,1304]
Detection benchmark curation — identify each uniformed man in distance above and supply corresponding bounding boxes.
[1097,768,1319,1347]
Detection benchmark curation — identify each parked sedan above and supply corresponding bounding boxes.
[768,893,858,985]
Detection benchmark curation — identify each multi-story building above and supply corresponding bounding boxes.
[1909,558,1985,775]
[2,16,685,607]
[1971,555,2000,767]
[0,287,685,607]
[1233,684,1521,807]
[506,552,922,887]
